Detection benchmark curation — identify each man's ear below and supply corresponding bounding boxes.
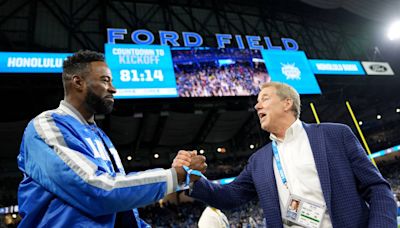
[72,75,85,91]
[284,98,293,112]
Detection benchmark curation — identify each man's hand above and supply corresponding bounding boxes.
[189,155,207,182]
[172,150,197,168]
[172,150,207,183]
[190,155,207,174]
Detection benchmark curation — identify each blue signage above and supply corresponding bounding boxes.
[369,144,400,159]
[261,50,321,94]
[107,28,299,51]
[0,52,71,73]
[211,177,236,185]
[105,44,178,98]
[309,59,365,75]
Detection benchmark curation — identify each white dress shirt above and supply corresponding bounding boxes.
[270,119,332,228]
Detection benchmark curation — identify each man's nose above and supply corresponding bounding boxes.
[108,83,117,94]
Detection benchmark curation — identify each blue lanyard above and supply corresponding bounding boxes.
[182,165,208,187]
[272,141,288,187]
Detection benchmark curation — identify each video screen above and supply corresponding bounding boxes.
[172,48,270,97]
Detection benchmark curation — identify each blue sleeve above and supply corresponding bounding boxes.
[341,125,397,227]
[190,158,257,210]
[19,113,177,217]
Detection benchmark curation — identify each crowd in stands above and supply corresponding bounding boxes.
[171,48,256,62]
[175,63,269,97]
[379,160,400,213]
[172,48,270,98]
[205,157,248,180]
[139,202,203,228]
[139,199,266,227]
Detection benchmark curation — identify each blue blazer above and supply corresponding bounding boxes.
[191,123,397,227]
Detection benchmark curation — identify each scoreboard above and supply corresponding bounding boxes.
[0,46,346,98]
[105,44,178,98]
[104,44,323,98]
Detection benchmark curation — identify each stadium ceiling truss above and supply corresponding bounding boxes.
[0,0,376,60]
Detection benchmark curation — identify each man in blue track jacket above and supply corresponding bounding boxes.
[175,82,397,227]
[17,50,207,227]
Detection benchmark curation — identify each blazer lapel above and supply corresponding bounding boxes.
[303,123,332,214]
[262,143,284,226]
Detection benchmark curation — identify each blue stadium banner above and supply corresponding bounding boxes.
[369,144,400,159]
[105,43,178,98]
[0,52,71,73]
[309,59,365,75]
[211,177,235,185]
[261,50,321,94]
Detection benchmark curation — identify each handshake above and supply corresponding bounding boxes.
[172,150,208,184]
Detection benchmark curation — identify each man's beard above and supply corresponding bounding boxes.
[85,88,114,114]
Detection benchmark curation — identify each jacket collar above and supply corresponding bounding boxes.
[302,122,332,214]
[59,100,95,125]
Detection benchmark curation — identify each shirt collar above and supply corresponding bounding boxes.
[269,119,302,143]
[58,100,95,125]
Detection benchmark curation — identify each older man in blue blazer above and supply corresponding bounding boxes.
[175,82,397,227]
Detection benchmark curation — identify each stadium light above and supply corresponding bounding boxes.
[387,20,400,40]
[154,153,159,159]
[358,121,363,126]
[127,156,132,161]
[249,144,255,149]
[396,108,400,113]
[376,114,382,120]
[199,149,205,154]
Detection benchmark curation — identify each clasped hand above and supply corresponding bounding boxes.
[172,150,207,184]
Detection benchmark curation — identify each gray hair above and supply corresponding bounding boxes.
[260,82,301,119]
